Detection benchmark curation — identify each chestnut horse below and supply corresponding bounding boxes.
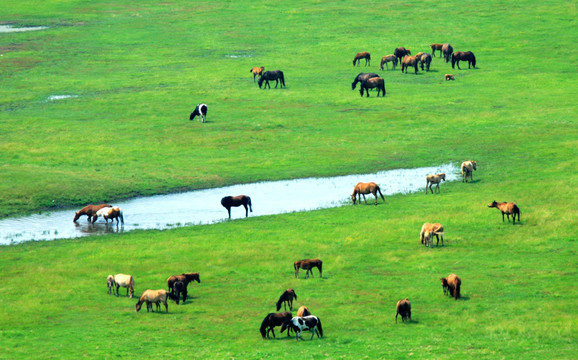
[441,274,462,300]
[221,195,253,219]
[430,43,443,57]
[351,72,379,90]
[488,201,520,225]
[73,204,111,223]
[276,288,297,311]
[351,182,385,205]
[394,47,411,64]
[260,311,292,338]
[452,51,476,69]
[353,52,371,66]
[359,77,386,97]
[297,306,311,317]
[401,55,419,74]
[380,55,397,70]
[441,43,453,63]
[294,259,322,278]
[250,66,264,82]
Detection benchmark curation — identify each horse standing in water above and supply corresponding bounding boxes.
[73,204,111,223]
[221,195,253,219]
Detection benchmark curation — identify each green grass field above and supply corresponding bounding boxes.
[0,0,576,359]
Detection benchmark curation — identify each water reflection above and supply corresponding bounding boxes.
[0,163,458,245]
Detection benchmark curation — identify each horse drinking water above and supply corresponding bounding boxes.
[73,204,112,223]
[221,195,253,219]
[351,182,385,205]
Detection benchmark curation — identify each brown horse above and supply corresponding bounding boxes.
[260,311,293,338]
[351,182,385,205]
[394,47,411,64]
[171,280,188,304]
[441,274,462,300]
[359,77,386,97]
[441,43,453,63]
[250,66,264,82]
[488,201,521,225]
[416,52,432,71]
[221,195,253,219]
[353,52,371,66]
[401,55,419,74]
[276,288,297,311]
[167,272,201,291]
[425,173,446,194]
[73,204,111,223]
[294,259,323,278]
[351,72,379,90]
[297,306,311,317]
[430,43,443,57]
[452,51,476,69]
[395,298,411,323]
[380,55,397,70]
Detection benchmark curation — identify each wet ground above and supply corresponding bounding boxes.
[0,164,458,245]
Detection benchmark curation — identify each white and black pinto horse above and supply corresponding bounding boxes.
[281,315,323,341]
[190,103,208,123]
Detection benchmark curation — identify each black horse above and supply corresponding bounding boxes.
[351,72,379,90]
[258,70,285,89]
[452,51,476,69]
[221,195,253,219]
[260,312,293,339]
[172,280,188,304]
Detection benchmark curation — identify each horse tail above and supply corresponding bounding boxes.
[316,318,323,337]
[318,261,323,278]
[514,205,520,221]
[280,73,285,87]
[248,197,253,212]
[472,54,476,68]
[260,314,271,338]
[454,279,461,300]
[119,208,124,224]
[377,185,385,201]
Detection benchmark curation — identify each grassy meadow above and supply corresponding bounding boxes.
[0,0,576,359]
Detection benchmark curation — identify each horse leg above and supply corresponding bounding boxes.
[115,284,120,297]
[362,194,367,204]
[502,212,505,222]
[243,204,248,217]
[226,207,231,219]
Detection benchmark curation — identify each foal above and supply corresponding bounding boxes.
[425,173,446,194]
[276,288,297,311]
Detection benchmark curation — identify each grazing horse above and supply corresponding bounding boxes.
[461,160,477,182]
[276,288,297,311]
[359,77,386,97]
[445,74,455,81]
[167,272,201,291]
[113,274,134,298]
[488,201,521,225]
[441,274,462,300]
[425,173,446,194]
[420,222,444,247]
[221,195,253,219]
[294,259,323,278]
[452,51,476,69]
[351,72,379,90]
[430,43,443,57]
[92,206,123,224]
[250,66,264,82]
[281,315,323,341]
[297,306,311,317]
[351,182,385,205]
[260,311,292,339]
[416,52,432,71]
[353,52,371,66]
[394,47,411,64]
[401,55,419,74]
[106,275,115,295]
[441,43,453,63]
[135,289,179,313]
[171,280,188,304]
[73,204,111,223]
[395,298,411,323]
[258,70,285,89]
[190,103,208,123]
[380,55,397,70]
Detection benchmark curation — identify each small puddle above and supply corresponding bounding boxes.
[46,95,79,102]
[0,25,48,33]
[0,163,458,245]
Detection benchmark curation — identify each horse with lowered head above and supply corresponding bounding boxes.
[452,51,476,69]
[359,77,386,97]
[221,195,253,219]
[415,52,432,71]
[258,70,285,89]
[135,289,179,313]
[260,311,292,339]
[294,259,323,278]
[394,47,411,64]
[281,315,323,341]
[441,274,462,300]
[297,306,311,317]
[395,298,411,323]
[73,204,111,223]
[92,206,123,224]
[441,43,453,63]
[401,55,419,74]
[276,288,297,311]
[380,55,397,70]
[351,182,385,205]
[351,72,379,90]
[461,160,477,182]
[353,52,371,66]
[420,222,444,247]
[167,272,201,291]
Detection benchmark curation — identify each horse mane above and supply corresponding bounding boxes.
[276,296,284,311]
[260,313,273,338]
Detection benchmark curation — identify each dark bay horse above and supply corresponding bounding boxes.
[353,52,371,66]
[359,77,386,97]
[441,43,453,63]
[351,182,385,205]
[294,259,323,278]
[394,47,411,64]
[276,288,297,311]
[167,272,200,292]
[73,204,112,223]
[430,43,443,57]
[260,311,293,339]
[452,51,476,69]
[351,72,379,90]
[258,70,285,89]
[221,195,253,219]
